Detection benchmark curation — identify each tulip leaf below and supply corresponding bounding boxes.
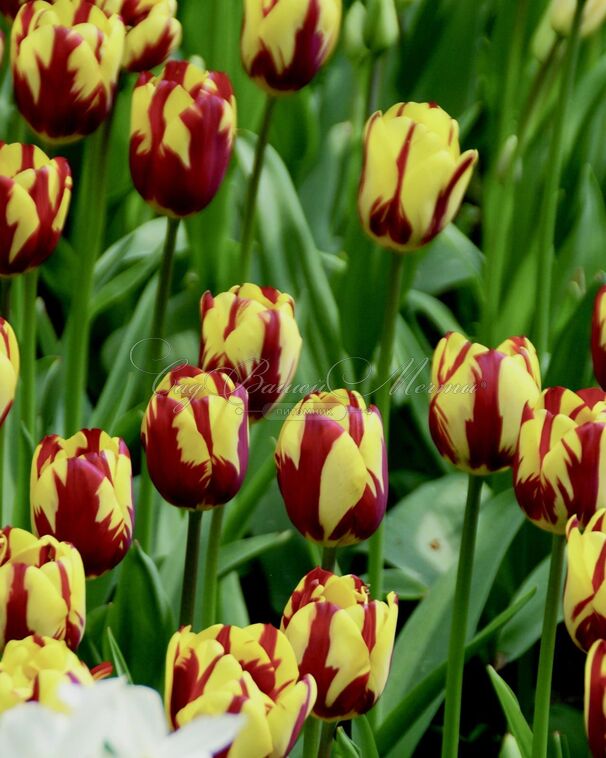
[413,224,483,298]
[487,666,533,758]
[500,734,524,758]
[352,716,379,758]
[103,627,133,685]
[334,727,361,758]
[104,542,174,690]
[218,531,293,579]
[219,573,250,627]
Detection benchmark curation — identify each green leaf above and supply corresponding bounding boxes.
[413,224,483,297]
[352,716,379,758]
[487,666,533,758]
[500,734,524,758]
[103,627,133,684]
[335,727,361,758]
[219,573,250,627]
[104,542,174,690]
[218,531,293,578]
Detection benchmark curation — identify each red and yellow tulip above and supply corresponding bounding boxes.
[199,284,303,419]
[585,638,606,757]
[281,568,398,720]
[592,285,606,391]
[130,60,236,217]
[11,0,125,143]
[358,102,478,252]
[165,623,316,757]
[429,332,541,474]
[30,429,134,578]
[141,366,249,510]
[275,390,387,546]
[0,318,19,430]
[514,387,606,533]
[0,528,85,651]
[241,0,342,95]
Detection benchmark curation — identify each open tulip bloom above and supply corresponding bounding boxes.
[0,318,19,429]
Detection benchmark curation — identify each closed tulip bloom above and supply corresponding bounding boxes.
[165,623,316,758]
[142,366,249,509]
[241,0,342,95]
[592,286,606,390]
[0,635,109,713]
[514,387,606,533]
[0,318,19,430]
[0,143,72,276]
[130,60,236,217]
[429,332,541,474]
[30,429,134,578]
[95,0,181,71]
[11,1,125,143]
[551,0,606,37]
[281,568,398,720]
[358,102,478,253]
[199,284,303,418]
[0,528,85,651]
[275,389,387,546]
[586,639,606,757]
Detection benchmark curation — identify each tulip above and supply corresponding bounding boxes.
[550,0,606,37]
[0,318,19,430]
[11,0,125,143]
[199,284,303,419]
[95,0,181,72]
[275,389,387,546]
[585,639,606,757]
[141,366,249,510]
[130,60,236,218]
[0,528,85,651]
[358,102,478,252]
[241,0,342,95]
[281,568,398,720]
[428,332,541,474]
[0,635,109,713]
[0,143,72,276]
[514,387,606,533]
[564,509,606,652]
[30,429,134,577]
[592,285,606,390]
[165,623,316,758]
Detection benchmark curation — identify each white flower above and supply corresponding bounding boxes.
[0,679,243,758]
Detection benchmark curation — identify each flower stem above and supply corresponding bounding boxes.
[179,510,203,627]
[531,534,566,758]
[534,0,586,355]
[239,95,276,281]
[368,253,406,600]
[303,717,322,758]
[15,269,38,529]
[63,123,111,435]
[200,506,225,629]
[441,474,484,758]
[321,546,337,572]
[221,453,275,543]
[318,721,337,758]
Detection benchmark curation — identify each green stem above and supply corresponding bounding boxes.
[303,717,322,758]
[239,95,276,281]
[179,510,203,627]
[531,534,566,758]
[534,0,586,355]
[368,253,406,600]
[15,270,38,529]
[221,453,275,543]
[200,506,225,628]
[318,721,337,758]
[441,474,484,758]
[321,546,337,572]
[63,123,111,435]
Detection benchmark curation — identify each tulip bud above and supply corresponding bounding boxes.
[141,366,249,510]
[165,623,316,757]
[241,0,342,95]
[0,528,85,651]
[199,284,303,419]
[0,143,72,276]
[0,318,19,430]
[358,102,478,253]
[514,387,606,533]
[275,389,387,546]
[95,0,182,72]
[30,429,134,578]
[592,286,606,390]
[564,509,606,652]
[130,60,236,217]
[550,0,606,37]
[0,635,109,713]
[364,0,399,54]
[585,639,606,757]
[281,568,398,720]
[11,1,125,143]
[429,332,541,474]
